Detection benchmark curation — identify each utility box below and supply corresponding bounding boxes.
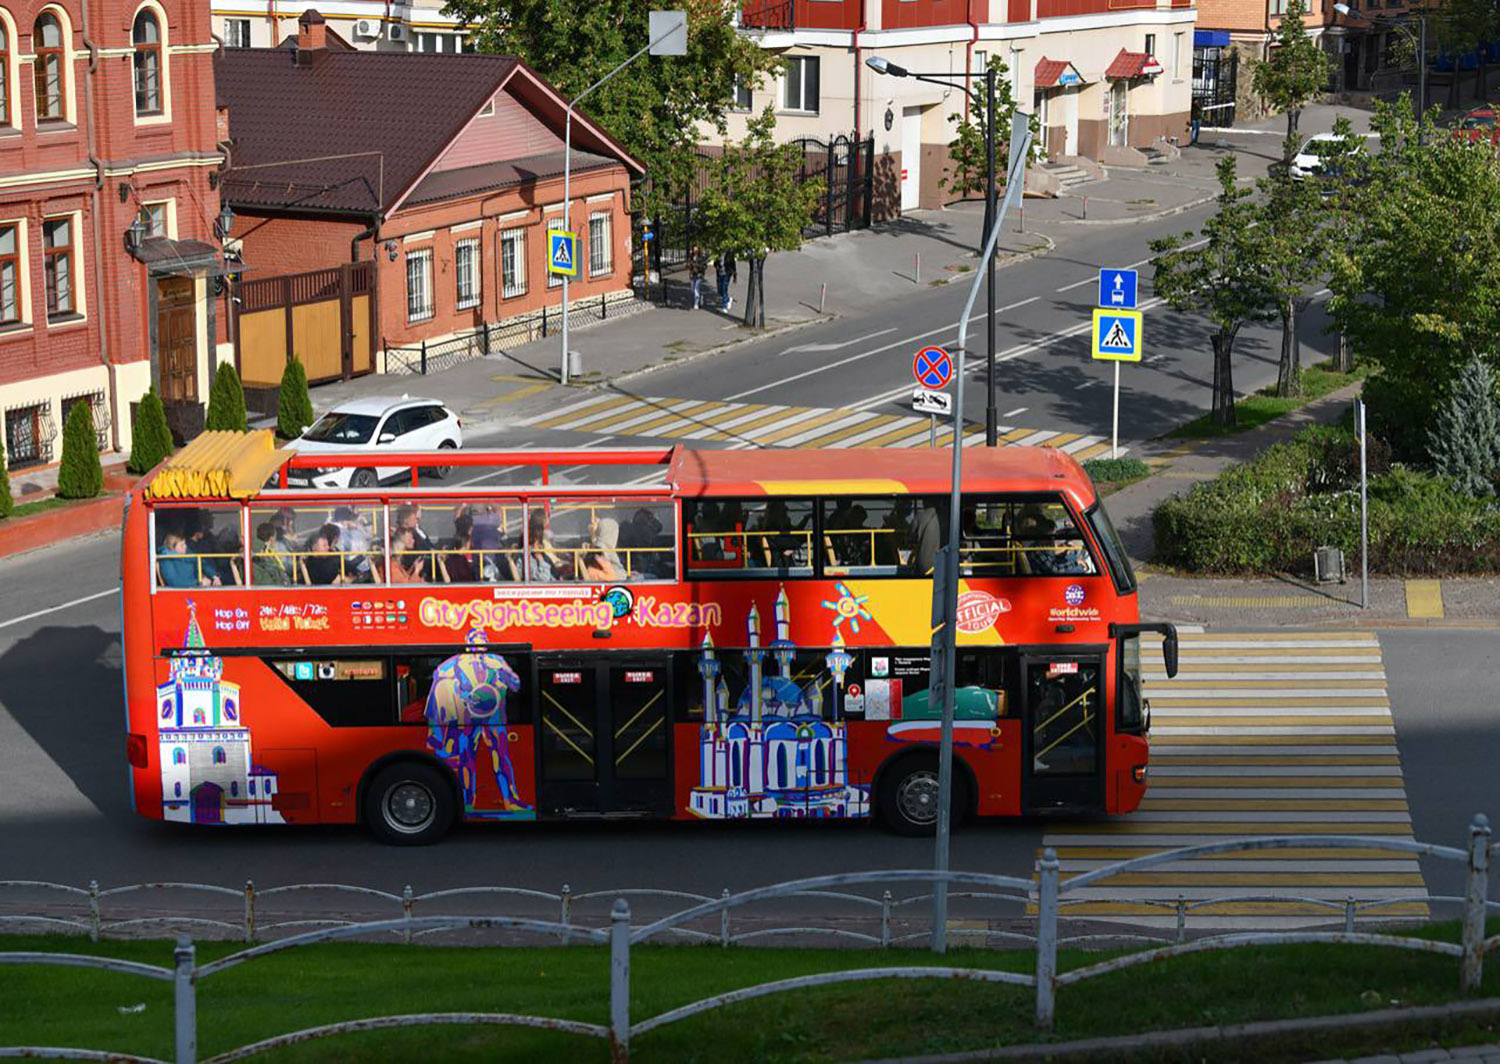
[1314,546,1346,584]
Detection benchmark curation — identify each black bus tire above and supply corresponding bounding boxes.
[877,756,969,837]
[364,762,456,845]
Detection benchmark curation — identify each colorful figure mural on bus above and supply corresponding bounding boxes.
[424,628,531,817]
[158,602,284,825]
[689,587,871,819]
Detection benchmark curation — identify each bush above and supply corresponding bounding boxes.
[1153,422,1500,575]
[1426,356,1500,498]
[0,434,11,518]
[205,362,248,433]
[129,389,174,475]
[1082,457,1150,485]
[277,357,314,440]
[56,401,103,499]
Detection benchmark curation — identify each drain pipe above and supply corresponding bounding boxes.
[80,13,121,453]
[852,10,866,143]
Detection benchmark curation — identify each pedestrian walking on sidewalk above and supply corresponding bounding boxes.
[688,245,707,309]
[715,251,736,312]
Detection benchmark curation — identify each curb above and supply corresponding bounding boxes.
[1049,192,1216,227]
[0,492,125,561]
[857,998,1500,1064]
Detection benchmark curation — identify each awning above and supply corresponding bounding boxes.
[128,236,230,277]
[1034,57,1086,88]
[1106,49,1165,80]
[1194,29,1231,48]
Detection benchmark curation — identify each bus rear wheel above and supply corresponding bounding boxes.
[364,762,456,845]
[878,757,968,837]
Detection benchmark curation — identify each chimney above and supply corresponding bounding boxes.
[297,9,326,58]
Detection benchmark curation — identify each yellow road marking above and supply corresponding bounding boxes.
[473,381,553,408]
[1151,734,1394,747]
[853,420,934,448]
[1150,776,1404,788]
[1054,901,1429,916]
[1149,716,1394,728]
[704,406,808,441]
[612,400,723,436]
[999,427,1035,443]
[530,395,636,429]
[804,413,901,447]
[1157,756,1401,767]
[1405,579,1444,619]
[1159,679,1389,689]
[1042,432,1082,448]
[1061,872,1426,887]
[1047,822,1414,835]
[1156,697,1391,708]
[693,402,770,427]
[1072,443,1110,461]
[579,400,694,433]
[752,408,855,445]
[1051,847,1412,860]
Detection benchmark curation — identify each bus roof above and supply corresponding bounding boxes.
[667,446,1096,504]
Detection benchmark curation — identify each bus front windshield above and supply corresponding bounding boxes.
[1085,501,1137,594]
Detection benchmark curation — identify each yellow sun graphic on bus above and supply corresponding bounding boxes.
[820,583,873,636]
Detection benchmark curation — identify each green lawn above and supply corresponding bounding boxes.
[5,495,74,520]
[3,921,1498,1062]
[1167,360,1368,440]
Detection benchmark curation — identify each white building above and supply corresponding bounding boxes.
[212,0,467,51]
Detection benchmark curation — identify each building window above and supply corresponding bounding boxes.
[1268,0,1287,14]
[33,12,65,122]
[546,215,565,289]
[455,236,480,309]
[0,23,9,127]
[224,18,250,47]
[212,745,227,764]
[405,246,433,321]
[588,210,612,278]
[133,10,162,115]
[1145,33,1156,57]
[731,76,752,112]
[500,227,526,298]
[782,55,819,113]
[43,215,75,319]
[0,223,19,325]
[414,31,463,52]
[4,403,46,468]
[141,202,168,238]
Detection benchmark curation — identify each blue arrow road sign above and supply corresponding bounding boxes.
[548,230,578,277]
[912,346,953,389]
[1097,268,1138,310]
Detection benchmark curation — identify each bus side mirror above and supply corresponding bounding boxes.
[1163,627,1180,679]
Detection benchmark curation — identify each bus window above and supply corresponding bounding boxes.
[267,657,394,727]
[251,504,384,586]
[956,650,1012,719]
[1085,501,1137,594]
[821,496,945,577]
[685,498,813,576]
[959,498,1097,577]
[528,499,675,583]
[154,505,244,588]
[395,500,522,585]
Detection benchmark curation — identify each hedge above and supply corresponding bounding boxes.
[56,401,104,499]
[1153,424,1500,575]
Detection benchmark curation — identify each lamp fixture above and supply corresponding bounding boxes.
[124,215,148,252]
[865,55,908,78]
[215,204,235,241]
[385,240,399,261]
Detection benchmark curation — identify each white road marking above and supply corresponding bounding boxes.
[0,587,120,630]
[1003,406,1027,417]
[779,327,896,356]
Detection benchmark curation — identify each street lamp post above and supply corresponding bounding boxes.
[866,55,1006,446]
[1334,2,1426,119]
[559,11,686,386]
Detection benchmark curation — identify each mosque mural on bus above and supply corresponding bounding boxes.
[688,586,872,819]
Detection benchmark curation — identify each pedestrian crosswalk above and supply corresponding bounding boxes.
[1045,633,1427,929]
[517,391,1125,457]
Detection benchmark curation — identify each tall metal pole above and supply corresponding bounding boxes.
[933,110,1032,954]
[984,66,999,447]
[1418,16,1427,119]
[562,107,574,385]
[1358,398,1369,609]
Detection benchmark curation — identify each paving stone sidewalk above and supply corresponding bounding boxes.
[1309,1047,1500,1063]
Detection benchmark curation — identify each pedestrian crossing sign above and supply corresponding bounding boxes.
[547,230,578,277]
[1091,308,1142,362]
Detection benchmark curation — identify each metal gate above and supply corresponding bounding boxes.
[233,262,376,388]
[1192,48,1238,129]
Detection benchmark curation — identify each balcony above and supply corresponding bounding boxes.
[740,0,795,30]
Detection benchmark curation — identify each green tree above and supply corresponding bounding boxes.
[1257,142,1329,397]
[129,388,174,475]
[940,60,1038,201]
[277,356,314,440]
[444,0,777,211]
[1251,0,1332,161]
[1427,355,1500,497]
[1326,97,1500,459]
[1319,116,1365,373]
[696,107,823,329]
[56,401,103,499]
[0,434,12,518]
[205,362,248,433]
[1151,156,1276,426]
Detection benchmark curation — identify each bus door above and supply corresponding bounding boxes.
[1020,652,1105,812]
[537,657,673,817]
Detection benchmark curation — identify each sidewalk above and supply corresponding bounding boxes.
[1310,1047,1500,1064]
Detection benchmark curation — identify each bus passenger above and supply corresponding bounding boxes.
[252,522,290,586]
[389,525,427,583]
[158,533,218,588]
[440,514,478,584]
[580,517,626,581]
[752,500,808,569]
[333,506,374,583]
[526,508,568,582]
[393,504,434,555]
[303,524,349,585]
[620,507,666,576]
[912,504,941,576]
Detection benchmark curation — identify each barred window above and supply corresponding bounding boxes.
[588,210,612,278]
[60,390,106,450]
[405,247,433,322]
[455,237,480,309]
[500,228,526,299]
[546,216,565,289]
[223,18,251,47]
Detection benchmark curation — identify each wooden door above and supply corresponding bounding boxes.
[158,277,198,402]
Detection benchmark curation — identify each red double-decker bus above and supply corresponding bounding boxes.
[121,433,1176,843]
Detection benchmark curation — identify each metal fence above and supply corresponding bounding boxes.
[383,291,648,376]
[2,815,1495,1064]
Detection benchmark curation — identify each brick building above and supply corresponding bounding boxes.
[215,12,643,391]
[0,0,226,472]
[1192,0,1345,125]
[721,0,1196,214]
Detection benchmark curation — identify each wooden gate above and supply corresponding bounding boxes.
[235,262,375,387]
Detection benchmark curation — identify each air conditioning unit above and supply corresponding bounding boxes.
[386,22,407,43]
[352,18,377,39]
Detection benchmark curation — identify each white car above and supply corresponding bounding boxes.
[285,396,463,489]
[1289,132,1359,181]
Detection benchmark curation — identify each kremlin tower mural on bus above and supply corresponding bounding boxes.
[158,603,283,825]
[689,587,871,819]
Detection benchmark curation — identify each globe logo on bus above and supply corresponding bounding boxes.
[1065,584,1086,607]
[602,586,635,619]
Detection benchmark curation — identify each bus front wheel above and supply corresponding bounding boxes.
[878,757,968,837]
[364,762,456,845]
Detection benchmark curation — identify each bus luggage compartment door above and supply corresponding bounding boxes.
[538,658,672,818]
[1020,654,1105,813]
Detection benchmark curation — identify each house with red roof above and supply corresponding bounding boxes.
[215,11,645,391]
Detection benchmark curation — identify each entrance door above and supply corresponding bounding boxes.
[1021,654,1104,811]
[1108,81,1129,148]
[900,106,922,211]
[1063,90,1079,156]
[157,277,198,402]
[190,781,224,824]
[538,659,672,817]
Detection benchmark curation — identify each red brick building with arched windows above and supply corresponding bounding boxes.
[0,0,229,471]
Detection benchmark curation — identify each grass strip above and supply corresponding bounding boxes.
[1167,360,1368,441]
[3,920,1499,1062]
[5,496,74,521]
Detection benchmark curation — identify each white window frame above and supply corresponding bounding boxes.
[223,17,251,47]
[405,246,433,322]
[731,76,753,112]
[42,210,84,324]
[588,210,612,279]
[499,227,526,299]
[131,0,173,126]
[781,55,819,114]
[0,216,31,328]
[33,4,78,128]
[141,198,176,239]
[0,9,19,132]
[455,236,480,310]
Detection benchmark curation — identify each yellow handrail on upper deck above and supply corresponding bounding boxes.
[145,430,289,501]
